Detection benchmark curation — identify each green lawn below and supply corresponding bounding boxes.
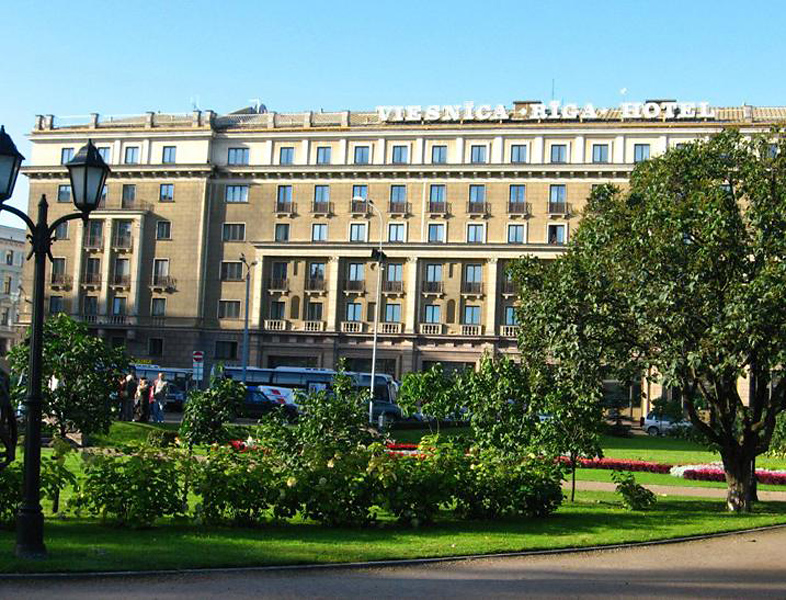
[1,492,785,573]
[573,468,786,492]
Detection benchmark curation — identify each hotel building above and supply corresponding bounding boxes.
[19,101,785,386]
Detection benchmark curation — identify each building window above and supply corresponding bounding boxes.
[348,262,364,282]
[148,338,164,357]
[633,144,651,163]
[424,304,441,323]
[153,258,169,285]
[162,146,177,164]
[84,257,101,283]
[218,300,241,319]
[388,223,405,242]
[275,223,289,242]
[83,296,98,316]
[223,223,246,241]
[428,223,445,243]
[156,220,171,240]
[469,184,486,203]
[346,302,362,321]
[112,296,127,316]
[550,144,567,163]
[592,144,609,163]
[151,297,166,317]
[390,185,407,203]
[54,221,69,240]
[508,224,525,244]
[215,340,238,360]
[49,296,64,315]
[113,257,130,284]
[159,183,174,202]
[429,184,445,202]
[385,303,401,322]
[100,185,107,205]
[352,184,368,200]
[425,263,442,282]
[467,224,485,243]
[549,184,567,212]
[60,148,74,164]
[277,185,293,209]
[220,261,243,281]
[470,145,487,164]
[316,146,332,165]
[349,223,367,242]
[57,185,71,203]
[279,147,294,165]
[504,306,518,325]
[314,185,330,202]
[97,147,110,162]
[270,300,286,320]
[548,224,566,245]
[463,305,480,325]
[3,275,11,294]
[1,308,9,326]
[124,147,139,164]
[386,263,403,283]
[312,223,327,241]
[511,144,527,163]
[432,145,447,163]
[354,146,370,164]
[228,147,249,165]
[391,145,408,164]
[510,184,526,203]
[225,185,249,203]
[306,301,323,321]
[121,184,136,207]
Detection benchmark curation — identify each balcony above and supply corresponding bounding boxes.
[350,199,370,215]
[380,322,402,334]
[111,274,131,288]
[419,323,443,335]
[80,313,99,324]
[461,324,483,336]
[344,279,365,293]
[107,315,128,326]
[428,201,448,215]
[119,199,153,211]
[304,320,325,332]
[500,325,519,338]
[421,281,444,295]
[507,201,531,216]
[275,201,295,215]
[268,278,289,292]
[382,280,404,294]
[311,201,332,215]
[461,282,484,296]
[112,234,133,250]
[50,273,72,289]
[502,280,517,295]
[151,275,177,290]
[548,201,570,216]
[81,272,101,286]
[264,319,287,331]
[341,321,365,333]
[305,277,326,292]
[466,201,489,216]
[83,236,103,251]
[388,201,410,216]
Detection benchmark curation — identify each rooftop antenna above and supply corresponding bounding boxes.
[190,95,201,110]
[551,78,555,101]
[620,87,628,98]
[249,98,262,113]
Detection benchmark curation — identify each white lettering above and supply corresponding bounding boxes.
[462,101,475,120]
[562,103,579,119]
[677,102,696,118]
[424,105,441,121]
[621,102,642,119]
[404,105,422,121]
[475,105,492,120]
[529,104,548,119]
[580,103,598,119]
[548,101,561,119]
[661,102,678,119]
[442,105,461,121]
[376,106,396,121]
[492,104,509,120]
[642,102,661,118]
[697,101,715,118]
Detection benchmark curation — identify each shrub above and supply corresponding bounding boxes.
[146,429,178,448]
[40,437,77,513]
[71,446,182,527]
[180,377,245,448]
[0,461,22,528]
[611,470,656,510]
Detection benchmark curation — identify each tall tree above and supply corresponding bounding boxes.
[511,129,786,512]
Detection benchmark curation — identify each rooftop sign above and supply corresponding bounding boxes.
[376,101,716,123]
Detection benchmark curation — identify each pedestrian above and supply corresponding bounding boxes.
[122,372,137,421]
[135,377,150,422]
[152,372,168,423]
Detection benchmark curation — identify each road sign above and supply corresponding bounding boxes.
[192,351,204,363]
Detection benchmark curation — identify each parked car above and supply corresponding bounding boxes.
[641,411,689,436]
[244,385,298,421]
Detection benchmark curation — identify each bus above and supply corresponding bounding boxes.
[218,365,401,426]
[131,364,196,410]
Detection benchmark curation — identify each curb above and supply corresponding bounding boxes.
[2,522,786,580]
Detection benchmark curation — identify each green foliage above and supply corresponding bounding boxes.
[146,429,178,448]
[398,364,466,423]
[767,412,786,459]
[40,438,77,513]
[0,460,22,528]
[7,314,129,438]
[611,470,656,510]
[179,376,245,447]
[71,446,183,527]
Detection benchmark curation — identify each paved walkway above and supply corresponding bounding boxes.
[566,479,786,501]
[3,527,786,599]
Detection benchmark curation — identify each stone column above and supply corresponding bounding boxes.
[485,258,498,336]
[404,257,419,334]
[326,256,341,331]
[251,255,264,328]
[130,216,145,316]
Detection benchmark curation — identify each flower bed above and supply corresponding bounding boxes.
[682,467,786,485]
[559,456,673,474]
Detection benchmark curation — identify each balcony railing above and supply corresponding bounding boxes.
[81,313,99,324]
[81,272,101,285]
[83,235,103,250]
[419,323,443,335]
[344,279,365,293]
[107,315,128,326]
[507,201,531,215]
[275,201,295,215]
[421,281,443,294]
[267,278,289,292]
[380,322,402,334]
[304,320,325,332]
[461,282,484,295]
[112,274,131,286]
[112,234,133,249]
[305,277,326,292]
[461,324,483,336]
[152,275,176,289]
[264,319,287,331]
[466,201,489,215]
[382,280,403,294]
[311,201,332,215]
[548,201,569,215]
[502,280,517,295]
[388,201,410,215]
[341,321,364,333]
[428,200,448,214]
[350,199,370,215]
[500,325,519,337]
[50,273,72,287]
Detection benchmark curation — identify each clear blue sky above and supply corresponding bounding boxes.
[2,0,784,226]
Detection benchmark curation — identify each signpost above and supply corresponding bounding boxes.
[192,350,204,383]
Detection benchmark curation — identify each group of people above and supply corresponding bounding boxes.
[117,371,169,423]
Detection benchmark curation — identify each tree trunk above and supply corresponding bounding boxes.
[570,457,577,502]
[749,457,759,503]
[722,453,753,513]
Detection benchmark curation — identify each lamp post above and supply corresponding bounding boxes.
[0,127,109,558]
[239,253,257,384]
[355,196,385,425]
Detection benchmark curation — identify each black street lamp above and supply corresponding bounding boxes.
[0,128,109,558]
